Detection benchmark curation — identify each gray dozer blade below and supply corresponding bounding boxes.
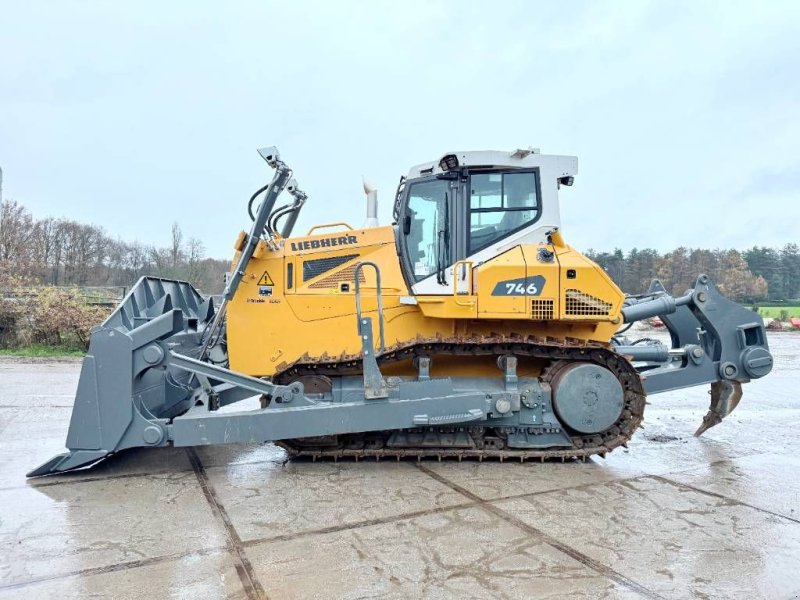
[28,277,216,477]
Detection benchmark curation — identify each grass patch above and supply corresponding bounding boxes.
[757,306,800,319]
[0,344,85,358]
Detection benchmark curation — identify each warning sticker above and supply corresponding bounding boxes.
[258,271,275,286]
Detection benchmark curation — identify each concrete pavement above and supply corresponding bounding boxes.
[1,333,799,599]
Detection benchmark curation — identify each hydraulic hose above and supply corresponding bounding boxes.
[247,183,272,222]
[268,203,293,233]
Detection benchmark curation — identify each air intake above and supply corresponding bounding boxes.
[564,289,612,316]
[303,254,360,282]
[531,299,554,320]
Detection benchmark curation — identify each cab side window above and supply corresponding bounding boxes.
[404,179,450,281]
[468,171,539,253]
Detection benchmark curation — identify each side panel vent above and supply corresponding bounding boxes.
[531,299,554,320]
[308,264,366,289]
[564,289,612,316]
[303,254,359,282]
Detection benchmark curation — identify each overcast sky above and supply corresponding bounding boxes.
[2,1,798,258]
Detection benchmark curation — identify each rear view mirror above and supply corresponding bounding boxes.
[403,215,412,235]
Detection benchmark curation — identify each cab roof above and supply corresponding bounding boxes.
[406,149,578,179]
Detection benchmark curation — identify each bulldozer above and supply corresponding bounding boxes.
[29,146,774,476]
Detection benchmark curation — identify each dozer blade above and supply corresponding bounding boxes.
[694,380,743,437]
[27,451,110,478]
[28,277,214,477]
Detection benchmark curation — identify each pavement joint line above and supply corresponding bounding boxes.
[0,546,227,592]
[239,469,663,549]
[238,473,655,549]
[479,472,655,503]
[414,463,665,600]
[186,447,269,600]
[237,471,652,550]
[240,500,479,548]
[649,475,800,525]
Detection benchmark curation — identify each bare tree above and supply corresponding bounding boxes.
[170,222,184,269]
[186,237,205,283]
[149,245,171,277]
[125,241,151,282]
[30,217,59,281]
[0,200,34,265]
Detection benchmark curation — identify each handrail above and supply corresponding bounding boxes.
[306,222,354,236]
[453,260,474,296]
[354,261,385,351]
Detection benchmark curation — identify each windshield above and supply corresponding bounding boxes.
[403,179,450,282]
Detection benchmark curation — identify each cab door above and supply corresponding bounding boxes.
[400,169,541,295]
[400,175,462,295]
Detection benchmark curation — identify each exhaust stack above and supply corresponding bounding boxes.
[363,177,379,227]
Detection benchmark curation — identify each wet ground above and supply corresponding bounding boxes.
[1,333,799,599]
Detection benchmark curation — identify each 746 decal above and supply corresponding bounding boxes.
[491,275,546,297]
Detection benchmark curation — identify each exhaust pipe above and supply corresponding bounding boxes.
[363,177,379,227]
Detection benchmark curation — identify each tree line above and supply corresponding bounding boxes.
[0,200,229,293]
[1,199,797,303]
[585,245,800,302]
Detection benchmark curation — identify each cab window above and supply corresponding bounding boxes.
[469,171,539,253]
[403,179,450,282]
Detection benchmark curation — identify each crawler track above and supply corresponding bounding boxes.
[273,336,646,462]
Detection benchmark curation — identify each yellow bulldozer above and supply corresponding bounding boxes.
[30,147,773,476]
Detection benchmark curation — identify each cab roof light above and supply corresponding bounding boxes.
[559,176,574,187]
[438,154,459,171]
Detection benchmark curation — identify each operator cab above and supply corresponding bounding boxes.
[393,149,578,295]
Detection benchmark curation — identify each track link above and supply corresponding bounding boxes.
[274,337,646,462]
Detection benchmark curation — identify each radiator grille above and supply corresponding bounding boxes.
[530,299,554,320]
[308,264,366,289]
[564,289,613,316]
